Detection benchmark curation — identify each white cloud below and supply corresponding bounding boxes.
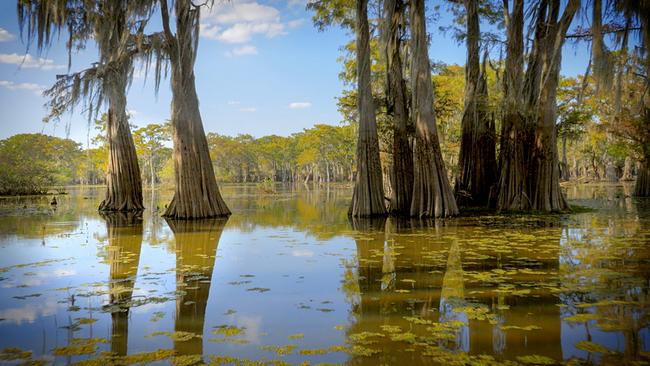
[0,27,15,42]
[0,53,65,71]
[226,45,258,57]
[208,2,279,24]
[0,80,45,95]
[200,1,287,43]
[288,19,305,28]
[127,109,138,117]
[239,107,257,112]
[289,102,312,109]
[227,100,241,105]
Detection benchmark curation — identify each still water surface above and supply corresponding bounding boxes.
[0,184,648,365]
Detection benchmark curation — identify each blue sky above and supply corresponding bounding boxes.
[0,0,591,145]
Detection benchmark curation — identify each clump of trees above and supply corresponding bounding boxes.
[310,0,649,218]
[0,134,82,195]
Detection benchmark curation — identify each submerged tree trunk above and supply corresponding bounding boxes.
[409,0,458,218]
[99,67,144,212]
[455,0,497,207]
[349,0,387,217]
[161,0,230,219]
[383,0,413,216]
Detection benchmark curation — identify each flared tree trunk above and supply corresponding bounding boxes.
[455,0,497,207]
[409,0,458,218]
[383,0,413,216]
[349,0,387,217]
[496,0,530,211]
[162,0,230,219]
[622,156,634,181]
[528,0,575,211]
[635,160,650,197]
[99,67,144,212]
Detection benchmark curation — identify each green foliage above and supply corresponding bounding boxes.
[133,122,172,186]
[207,123,355,183]
[0,133,82,195]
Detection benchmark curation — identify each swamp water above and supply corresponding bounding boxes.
[0,184,648,365]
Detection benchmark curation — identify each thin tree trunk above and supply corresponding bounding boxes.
[455,0,497,207]
[99,67,144,212]
[161,0,230,219]
[383,0,413,215]
[409,0,458,218]
[349,0,387,217]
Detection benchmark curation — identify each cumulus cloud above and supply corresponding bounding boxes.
[0,27,15,42]
[289,102,312,109]
[226,45,259,57]
[201,1,288,43]
[0,53,64,71]
[0,80,45,95]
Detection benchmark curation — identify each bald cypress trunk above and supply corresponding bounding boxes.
[349,0,387,217]
[98,4,143,212]
[455,0,496,207]
[496,0,530,211]
[635,160,650,197]
[409,0,458,218]
[162,0,230,219]
[528,0,575,211]
[383,0,413,215]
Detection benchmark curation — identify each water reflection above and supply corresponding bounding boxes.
[101,212,143,356]
[166,218,228,357]
[0,183,647,365]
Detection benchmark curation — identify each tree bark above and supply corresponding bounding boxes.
[561,134,569,181]
[97,3,143,212]
[529,0,575,211]
[635,160,650,197]
[99,67,144,212]
[622,156,634,181]
[162,0,230,219]
[455,0,497,207]
[496,0,530,211]
[383,0,413,216]
[409,0,458,218]
[349,0,387,217]
[496,0,573,212]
